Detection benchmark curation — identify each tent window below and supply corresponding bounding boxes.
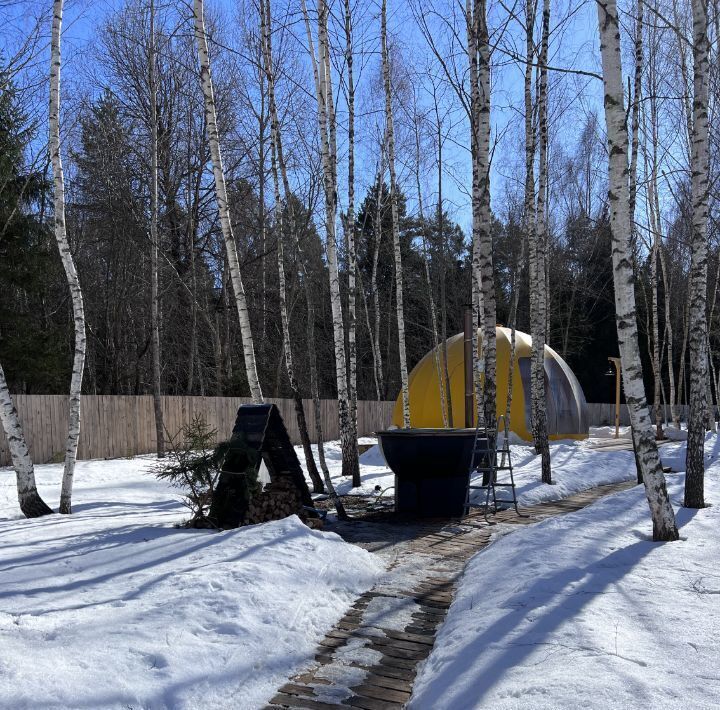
[518,357,579,435]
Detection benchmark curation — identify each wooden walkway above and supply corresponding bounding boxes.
[265,480,636,710]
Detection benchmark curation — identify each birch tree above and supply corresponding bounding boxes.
[260,0,324,494]
[343,0,360,448]
[371,155,386,400]
[467,0,497,427]
[148,0,165,458]
[525,0,552,482]
[685,0,711,509]
[0,363,53,517]
[302,0,360,485]
[50,0,87,513]
[193,0,263,403]
[596,0,678,540]
[381,0,410,428]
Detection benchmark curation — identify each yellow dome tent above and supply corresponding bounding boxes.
[391,326,589,440]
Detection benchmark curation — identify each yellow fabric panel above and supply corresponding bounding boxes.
[391,326,586,440]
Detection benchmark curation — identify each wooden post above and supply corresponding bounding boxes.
[608,356,621,438]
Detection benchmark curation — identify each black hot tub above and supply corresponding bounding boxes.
[377,428,490,517]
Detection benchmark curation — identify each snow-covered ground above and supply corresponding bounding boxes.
[590,424,688,441]
[0,457,382,709]
[410,436,720,709]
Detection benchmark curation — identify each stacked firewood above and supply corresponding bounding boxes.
[243,477,321,528]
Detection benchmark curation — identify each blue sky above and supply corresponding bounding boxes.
[2,0,606,237]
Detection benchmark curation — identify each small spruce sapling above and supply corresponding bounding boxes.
[154,416,224,527]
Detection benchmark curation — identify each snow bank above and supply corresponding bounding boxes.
[0,457,382,709]
[411,457,720,709]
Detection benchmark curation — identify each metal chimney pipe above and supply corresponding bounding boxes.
[463,306,474,428]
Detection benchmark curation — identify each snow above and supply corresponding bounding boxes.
[589,424,689,441]
[0,456,382,709]
[299,438,643,508]
[410,436,720,709]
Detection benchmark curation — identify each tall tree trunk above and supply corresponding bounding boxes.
[193,0,263,403]
[381,0,410,428]
[414,116,448,427]
[371,161,385,400]
[467,0,483,423]
[149,0,165,459]
[685,0,711,508]
[258,60,268,370]
[0,363,53,517]
[261,0,323,493]
[434,95,453,426]
[678,296,690,408]
[527,0,552,483]
[302,0,359,485]
[51,0,87,513]
[467,0,497,428]
[628,0,643,230]
[343,0,360,456]
[596,0,678,540]
[651,238,663,438]
[658,243,678,428]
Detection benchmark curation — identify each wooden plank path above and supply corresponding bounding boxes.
[265,480,636,710]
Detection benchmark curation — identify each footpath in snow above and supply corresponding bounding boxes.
[410,436,720,709]
[0,457,382,709]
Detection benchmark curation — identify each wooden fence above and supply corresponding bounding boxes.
[0,395,396,466]
[586,403,690,427]
[2,396,693,466]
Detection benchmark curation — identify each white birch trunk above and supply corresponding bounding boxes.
[685,0,711,508]
[466,0,483,424]
[0,363,53,517]
[467,0,497,428]
[344,0,360,451]
[528,0,552,483]
[51,0,87,513]
[260,0,324,494]
[628,0,643,227]
[149,0,165,460]
[596,0,678,540]
[193,0,262,403]
[381,0,410,428]
[302,0,359,484]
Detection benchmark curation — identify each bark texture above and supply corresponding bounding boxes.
[193,0,263,403]
[0,362,53,517]
[261,0,324,494]
[381,0,410,428]
[302,0,359,485]
[51,0,87,513]
[467,0,497,427]
[149,0,165,460]
[596,0,678,540]
[685,0,711,508]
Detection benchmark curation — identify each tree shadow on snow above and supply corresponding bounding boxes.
[416,490,696,709]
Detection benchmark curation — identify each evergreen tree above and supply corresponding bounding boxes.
[0,68,66,392]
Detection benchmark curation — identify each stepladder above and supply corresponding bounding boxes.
[465,415,526,522]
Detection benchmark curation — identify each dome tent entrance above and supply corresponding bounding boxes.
[391,326,589,441]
